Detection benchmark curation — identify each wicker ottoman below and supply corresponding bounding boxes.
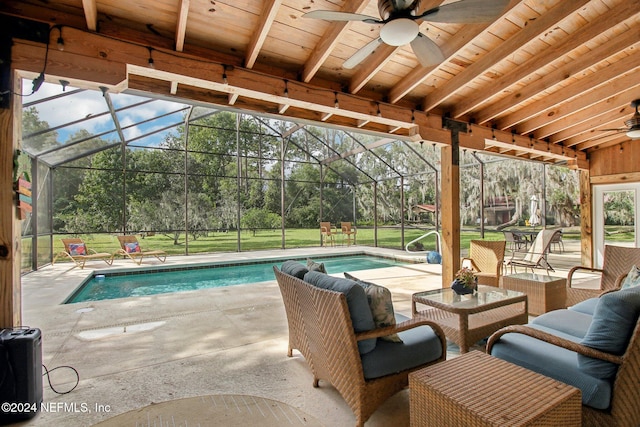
[502,273,567,316]
[409,351,581,427]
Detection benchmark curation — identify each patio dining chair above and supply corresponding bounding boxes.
[320,222,336,247]
[53,238,115,269]
[116,235,167,265]
[503,230,527,252]
[340,222,357,246]
[505,229,556,274]
[550,229,564,253]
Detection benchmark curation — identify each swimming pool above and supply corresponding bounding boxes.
[65,255,411,304]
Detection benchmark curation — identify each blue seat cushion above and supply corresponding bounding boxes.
[281,261,308,279]
[569,297,599,316]
[303,270,377,354]
[579,286,640,378]
[490,327,612,409]
[531,309,592,339]
[360,314,443,380]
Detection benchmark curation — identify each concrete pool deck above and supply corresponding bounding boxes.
[17,242,591,426]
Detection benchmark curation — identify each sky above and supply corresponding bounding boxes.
[22,79,190,148]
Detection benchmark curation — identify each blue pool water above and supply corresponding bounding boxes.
[65,255,410,303]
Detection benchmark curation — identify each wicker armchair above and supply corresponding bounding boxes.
[273,266,446,426]
[488,312,640,426]
[461,240,506,287]
[566,245,640,307]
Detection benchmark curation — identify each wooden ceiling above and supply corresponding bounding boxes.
[3,0,640,167]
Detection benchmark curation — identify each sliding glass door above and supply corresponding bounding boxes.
[593,183,639,268]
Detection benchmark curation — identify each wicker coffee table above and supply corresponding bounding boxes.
[409,351,581,426]
[412,286,527,353]
[502,273,566,316]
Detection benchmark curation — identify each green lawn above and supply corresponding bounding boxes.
[26,225,604,267]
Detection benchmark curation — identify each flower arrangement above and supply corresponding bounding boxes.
[455,267,477,289]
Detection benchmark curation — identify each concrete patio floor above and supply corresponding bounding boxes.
[15,241,591,426]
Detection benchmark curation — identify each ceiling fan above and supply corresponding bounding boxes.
[303,0,510,69]
[600,99,640,139]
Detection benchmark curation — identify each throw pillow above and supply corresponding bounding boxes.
[125,242,141,253]
[621,265,640,289]
[280,261,308,279]
[578,285,640,378]
[306,258,327,273]
[344,272,403,343]
[68,243,86,256]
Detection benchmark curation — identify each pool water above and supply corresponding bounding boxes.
[65,255,409,303]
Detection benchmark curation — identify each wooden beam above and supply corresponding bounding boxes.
[81,0,98,31]
[440,141,459,288]
[476,24,640,125]
[349,44,399,94]
[301,0,369,83]
[497,53,640,130]
[526,74,640,138]
[245,0,281,69]
[454,2,638,120]
[175,0,190,52]
[422,0,589,112]
[580,170,592,268]
[0,74,22,328]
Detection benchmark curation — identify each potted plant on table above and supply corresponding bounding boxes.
[451,267,478,295]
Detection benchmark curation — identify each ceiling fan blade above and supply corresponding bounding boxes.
[303,10,381,23]
[343,38,384,69]
[598,128,628,132]
[418,0,510,24]
[410,33,445,68]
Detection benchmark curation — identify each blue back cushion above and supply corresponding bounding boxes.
[280,261,308,279]
[579,286,640,378]
[303,270,377,354]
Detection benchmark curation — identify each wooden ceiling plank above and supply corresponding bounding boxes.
[477,24,640,126]
[301,0,370,83]
[245,0,282,69]
[498,51,640,131]
[387,23,493,104]
[535,81,640,139]
[349,44,399,94]
[453,1,637,119]
[81,0,98,31]
[421,0,590,112]
[174,0,190,52]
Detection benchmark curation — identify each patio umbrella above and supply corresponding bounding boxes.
[529,195,540,226]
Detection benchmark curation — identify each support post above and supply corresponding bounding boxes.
[441,118,466,287]
[0,75,22,327]
[580,169,592,267]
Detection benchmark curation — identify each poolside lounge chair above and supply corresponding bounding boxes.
[116,235,167,265]
[566,245,640,307]
[505,229,556,274]
[340,222,357,246]
[53,238,114,269]
[320,222,336,247]
[461,240,506,287]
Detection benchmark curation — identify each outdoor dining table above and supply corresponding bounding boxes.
[511,229,539,247]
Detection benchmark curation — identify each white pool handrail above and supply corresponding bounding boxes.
[405,230,441,254]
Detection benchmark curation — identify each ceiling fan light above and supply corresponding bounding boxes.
[626,127,640,139]
[380,19,419,46]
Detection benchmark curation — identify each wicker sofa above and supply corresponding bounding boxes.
[487,285,640,426]
[273,261,446,427]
